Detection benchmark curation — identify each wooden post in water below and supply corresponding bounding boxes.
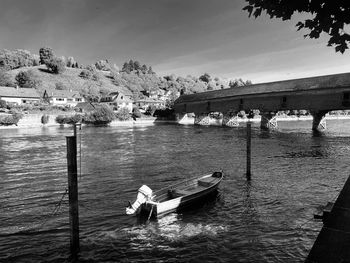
[246,122,251,180]
[66,135,80,258]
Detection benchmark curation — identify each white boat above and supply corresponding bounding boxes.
[126,171,223,218]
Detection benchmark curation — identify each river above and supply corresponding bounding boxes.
[1,120,350,262]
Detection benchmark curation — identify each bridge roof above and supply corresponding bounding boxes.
[175,72,350,103]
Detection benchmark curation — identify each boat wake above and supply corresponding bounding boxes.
[85,214,227,252]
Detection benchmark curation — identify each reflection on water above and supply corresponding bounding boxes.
[1,120,350,262]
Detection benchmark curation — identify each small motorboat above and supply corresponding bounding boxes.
[126,171,223,218]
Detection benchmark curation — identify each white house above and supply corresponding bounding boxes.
[43,89,84,107]
[0,86,41,105]
[100,91,134,112]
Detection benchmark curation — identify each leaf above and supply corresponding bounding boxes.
[253,8,262,18]
[243,5,254,17]
[309,30,320,39]
[296,21,304,30]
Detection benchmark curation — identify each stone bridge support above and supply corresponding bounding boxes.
[194,113,211,126]
[311,110,328,130]
[176,113,194,125]
[176,113,187,122]
[260,112,277,130]
[222,114,239,127]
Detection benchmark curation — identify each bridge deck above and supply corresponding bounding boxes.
[174,72,350,114]
[176,72,350,103]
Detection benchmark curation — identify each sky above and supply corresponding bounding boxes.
[1,0,350,83]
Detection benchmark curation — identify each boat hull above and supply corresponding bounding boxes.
[139,173,223,218]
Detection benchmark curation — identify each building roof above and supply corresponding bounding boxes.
[175,72,350,104]
[44,89,83,99]
[75,102,96,112]
[0,86,41,98]
[101,91,133,103]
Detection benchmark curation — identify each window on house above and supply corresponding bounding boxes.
[67,99,73,102]
[56,98,64,101]
[75,98,82,102]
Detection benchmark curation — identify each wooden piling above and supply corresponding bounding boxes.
[246,122,251,180]
[66,136,80,258]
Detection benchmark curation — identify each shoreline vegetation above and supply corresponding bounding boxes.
[1,112,350,130]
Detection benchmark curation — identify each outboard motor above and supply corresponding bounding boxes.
[126,185,153,215]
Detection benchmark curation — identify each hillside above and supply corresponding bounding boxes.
[7,65,132,97]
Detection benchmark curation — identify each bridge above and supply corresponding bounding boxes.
[174,72,350,130]
[175,71,350,262]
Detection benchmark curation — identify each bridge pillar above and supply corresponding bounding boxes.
[176,113,194,125]
[222,114,239,127]
[311,110,328,130]
[260,112,277,130]
[194,113,211,126]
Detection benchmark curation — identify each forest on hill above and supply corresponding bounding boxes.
[0,47,252,104]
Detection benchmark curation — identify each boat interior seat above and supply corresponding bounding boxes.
[198,177,216,187]
[168,188,193,198]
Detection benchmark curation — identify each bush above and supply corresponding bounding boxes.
[0,112,23,126]
[0,99,6,108]
[41,114,49,125]
[83,104,115,125]
[55,114,82,125]
[132,107,141,118]
[115,107,131,121]
[45,57,66,74]
[145,105,157,116]
[15,70,42,88]
[79,69,92,79]
[55,82,67,90]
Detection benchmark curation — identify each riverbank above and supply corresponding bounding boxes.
[0,114,175,129]
[1,113,350,129]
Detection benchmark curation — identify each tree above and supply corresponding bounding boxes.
[243,1,350,53]
[199,73,211,83]
[129,59,134,71]
[148,66,154,74]
[39,47,54,64]
[122,62,131,73]
[141,64,148,74]
[45,57,66,74]
[0,70,15,86]
[115,107,131,121]
[95,59,111,71]
[229,78,252,88]
[133,60,141,71]
[15,70,42,88]
[84,104,115,124]
[0,49,37,70]
[67,56,76,67]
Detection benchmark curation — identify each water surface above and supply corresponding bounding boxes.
[1,120,350,262]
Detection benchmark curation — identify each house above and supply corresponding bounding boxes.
[43,89,84,107]
[0,86,41,105]
[141,90,159,100]
[135,99,165,110]
[100,91,133,112]
[158,90,179,101]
